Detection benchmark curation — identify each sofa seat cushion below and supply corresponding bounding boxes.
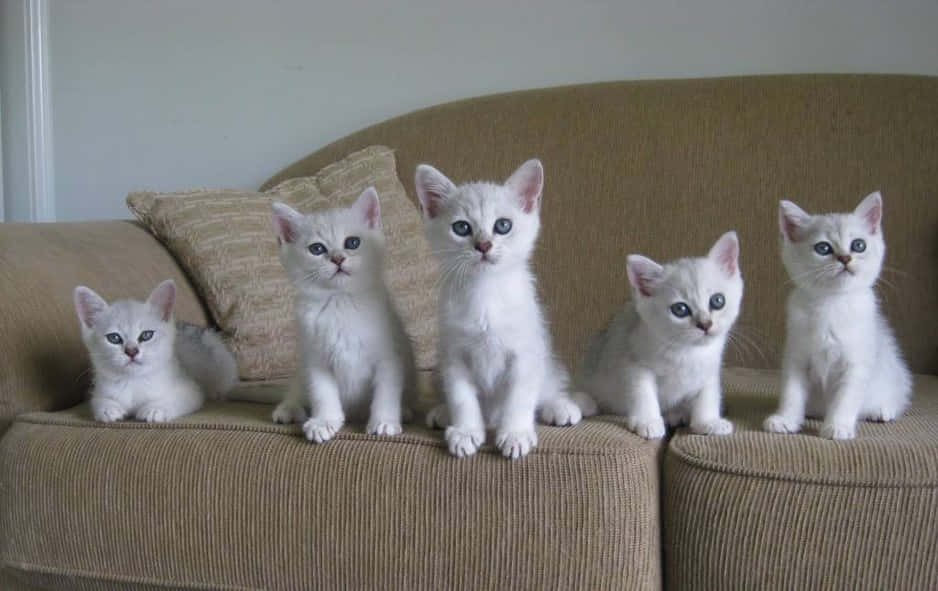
[0,381,663,590]
[663,369,938,591]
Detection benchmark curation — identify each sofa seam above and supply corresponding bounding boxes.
[2,561,257,591]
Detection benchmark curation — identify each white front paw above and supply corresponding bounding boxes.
[136,406,169,423]
[444,426,483,458]
[272,401,308,425]
[626,416,666,439]
[691,417,733,435]
[302,417,342,443]
[92,401,127,423]
[495,429,538,460]
[367,419,402,437]
[425,404,449,429]
[538,399,582,427]
[764,414,802,434]
[820,421,856,440]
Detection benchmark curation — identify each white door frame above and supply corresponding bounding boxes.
[24,0,55,222]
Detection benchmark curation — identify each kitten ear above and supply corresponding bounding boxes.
[708,231,740,277]
[351,187,381,230]
[147,280,176,322]
[779,200,811,242]
[415,164,456,219]
[854,191,883,234]
[73,286,108,329]
[505,159,544,214]
[626,255,664,297]
[271,201,304,244]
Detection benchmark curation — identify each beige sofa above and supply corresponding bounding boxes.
[1,74,936,590]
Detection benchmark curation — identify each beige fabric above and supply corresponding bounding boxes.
[0,376,663,590]
[0,221,208,438]
[263,75,938,376]
[663,369,938,590]
[128,146,437,380]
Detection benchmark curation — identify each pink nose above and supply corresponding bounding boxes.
[474,241,492,254]
[331,255,346,266]
[124,347,139,359]
[696,320,713,333]
[837,255,852,266]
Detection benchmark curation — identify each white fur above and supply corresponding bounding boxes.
[74,280,238,423]
[416,160,581,460]
[270,188,417,443]
[576,232,743,439]
[765,192,912,440]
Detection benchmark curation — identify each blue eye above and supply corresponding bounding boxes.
[670,303,691,318]
[452,221,472,237]
[105,333,123,345]
[813,241,833,256]
[851,238,866,253]
[493,218,512,235]
[138,330,154,342]
[308,243,327,255]
[709,293,725,310]
[344,236,361,250]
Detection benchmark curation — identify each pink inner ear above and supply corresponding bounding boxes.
[273,214,298,243]
[627,261,660,297]
[863,203,882,234]
[420,191,443,219]
[363,199,380,229]
[713,242,738,276]
[781,214,804,242]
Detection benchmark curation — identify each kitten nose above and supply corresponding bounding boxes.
[696,319,713,333]
[331,255,346,266]
[474,241,493,254]
[837,254,852,266]
[124,346,139,359]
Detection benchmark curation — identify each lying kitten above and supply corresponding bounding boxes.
[416,159,582,460]
[764,192,912,440]
[270,187,416,442]
[576,232,743,439]
[74,279,238,422]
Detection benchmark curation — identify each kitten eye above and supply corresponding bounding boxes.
[709,293,726,310]
[451,221,472,237]
[493,218,512,235]
[138,330,154,342]
[308,242,327,256]
[851,238,866,253]
[105,333,123,345]
[344,236,361,250]
[670,302,691,318]
[813,241,833,256]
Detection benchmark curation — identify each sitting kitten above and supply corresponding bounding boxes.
[270,187,416,443]
[416,159,582,460]
[575,232,742,439]
[74,279,238,422]
[764,192,912,440]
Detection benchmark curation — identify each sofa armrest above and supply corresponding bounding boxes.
[0,221,209,436]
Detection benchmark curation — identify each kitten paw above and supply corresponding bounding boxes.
[444,426,483,458]
[366,420,402,437]
[819,421,856,440]
[538,399,582,427]
[136,406,169,423]
[92,402,127,423]
[863,407,900,423]
[495,429,538,460]
[764,414,802,434]
[302,417,342,443]
[272,401,308,425]
[691,417,733,435]
[426,404,449,430]
[626,416,666,439]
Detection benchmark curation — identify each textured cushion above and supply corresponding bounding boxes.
[127,146,437,380]
[663,369,938,590]
[0,377,663,590]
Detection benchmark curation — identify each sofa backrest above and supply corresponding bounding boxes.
[263,75,938,375]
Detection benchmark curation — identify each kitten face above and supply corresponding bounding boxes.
[271,188,385,294]
[627,232,743,345]
[414,159,543,276]
[779,192,885,293]
[73,280,177,376]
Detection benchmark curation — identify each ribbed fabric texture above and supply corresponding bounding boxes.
[663,370,938,590]
[0,381,663,590]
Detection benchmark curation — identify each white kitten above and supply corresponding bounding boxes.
[74,280,238,423]
[415,159,582,460]
[764,192,912,440]
[270,187,416,443]
[575,232,743,439]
